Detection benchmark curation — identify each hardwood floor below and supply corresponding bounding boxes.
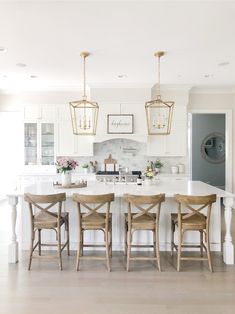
[0,207,234,314]
[0,249,235,314]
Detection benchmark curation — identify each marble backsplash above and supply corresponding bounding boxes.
[64,139,187,174]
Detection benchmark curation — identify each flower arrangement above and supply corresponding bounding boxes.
[144,161,155,179]
[55,158,78,173]
[144,167,155,179]
[89,161,98,173]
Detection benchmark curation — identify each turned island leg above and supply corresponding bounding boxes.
[223,197,234,265]
[8,196,19,263]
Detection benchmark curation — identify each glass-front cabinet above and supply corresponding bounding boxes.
[24,123,55,165]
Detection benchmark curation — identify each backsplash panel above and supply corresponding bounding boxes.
[59,139,187,173]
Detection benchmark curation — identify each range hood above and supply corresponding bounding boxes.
[94,134,148,143]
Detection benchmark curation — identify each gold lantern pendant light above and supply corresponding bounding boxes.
[70,52,99,135]
[145,51,174,135]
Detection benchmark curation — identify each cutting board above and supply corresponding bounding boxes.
[104,154,118,171]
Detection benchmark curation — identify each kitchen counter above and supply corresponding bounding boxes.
[7,180,234,265]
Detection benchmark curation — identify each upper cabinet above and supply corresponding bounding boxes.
[147,105,187,156]
[24,104,57,121]
[24,104,94,162]
[24,122,55,165]
[56,104,94,156]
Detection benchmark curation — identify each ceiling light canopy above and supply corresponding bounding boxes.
[69,52,99,135]
[145,51,174,135]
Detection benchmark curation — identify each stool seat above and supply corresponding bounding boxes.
[171,213,206,230]
[82,213,112,229]
[125,213,156,229]
[34,212,68,229]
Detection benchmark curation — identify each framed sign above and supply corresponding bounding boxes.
[107,114,134,134]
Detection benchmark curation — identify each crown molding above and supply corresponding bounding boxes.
[190,86,235,94]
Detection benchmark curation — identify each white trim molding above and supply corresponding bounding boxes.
[188,109,233,193]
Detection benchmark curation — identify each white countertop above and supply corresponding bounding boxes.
[8,180,234,199]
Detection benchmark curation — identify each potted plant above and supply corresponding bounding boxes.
[82,163,89,174]
[154,159,163,173]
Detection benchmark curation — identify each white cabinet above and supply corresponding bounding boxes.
[24,122,55,165]
[154,175,189,183]
[57,104,94,156]
[24,104,57,121]
[147,106,187,157]
[164,121,187,156]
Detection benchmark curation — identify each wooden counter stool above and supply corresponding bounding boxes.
[24,193,70,270]
[171,194,216,272]
[124,193,165,272]
[73,193,114,271]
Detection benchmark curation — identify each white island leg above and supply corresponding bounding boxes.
[223,197,234,264]
[8,196,19,263]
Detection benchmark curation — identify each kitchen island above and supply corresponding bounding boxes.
[7,180,235,264]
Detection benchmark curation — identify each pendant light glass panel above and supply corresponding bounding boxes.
[70,99,99,135]
[145,98,174,135]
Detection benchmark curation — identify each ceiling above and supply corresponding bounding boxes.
[0,0,235,91]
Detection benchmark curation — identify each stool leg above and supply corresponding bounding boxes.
[200,230,203,257]
[109,228,112,258]
[28,230,35,271]
[177,229,182,272]
[171,220,175,256]
[126,230,131,272]
[76,230,82,271]
[153,230,156,259]
[156,227,161,272]
[206,230,213,272]
[124,220,127,256]
[66,218,70,256]
[105,230,111,272]
[58,228,62,271]
[38,229,41,256]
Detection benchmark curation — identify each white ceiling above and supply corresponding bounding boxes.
[1,0,235,91]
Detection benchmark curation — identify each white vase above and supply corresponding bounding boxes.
[61,171,71,187]
[83,168,88,174]
[145,178,153,185]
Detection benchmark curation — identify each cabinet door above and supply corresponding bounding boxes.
[146,136,165,156]
[41,123,55,165]
[24,105,41,120]
[57,104,94,156]
[57,120,76,156]
[74,136,94,156]
[41,105,57,121]
[57,120,94,156]
[165,121,187,156]
[24,123,38,165]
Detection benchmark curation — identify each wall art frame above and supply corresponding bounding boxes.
[107,114,134,134]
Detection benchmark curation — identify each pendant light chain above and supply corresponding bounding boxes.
[83,54,87,99]
[157,53,161,98]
